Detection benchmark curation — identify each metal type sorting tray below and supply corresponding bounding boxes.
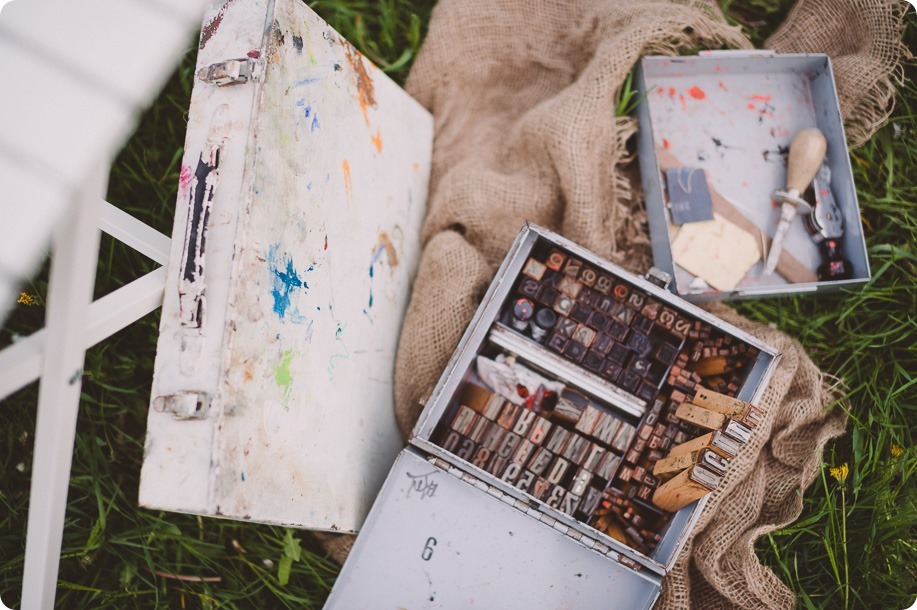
[325,224,780,608]
[635,51,870,301]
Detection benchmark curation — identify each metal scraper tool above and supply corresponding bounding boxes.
[764,128,827,275]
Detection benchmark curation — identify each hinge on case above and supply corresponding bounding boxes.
[644,267,672,290]
[197,58,260,86]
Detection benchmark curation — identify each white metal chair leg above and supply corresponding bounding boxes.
[20,165,107,610]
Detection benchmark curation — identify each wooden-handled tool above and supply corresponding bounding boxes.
[764,128,827,275]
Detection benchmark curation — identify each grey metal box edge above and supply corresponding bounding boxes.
[326,223,782,608]
[635,52,871,301]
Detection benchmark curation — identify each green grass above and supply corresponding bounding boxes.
[0,1,913,608]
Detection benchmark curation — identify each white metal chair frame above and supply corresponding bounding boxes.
[0,174,171,610]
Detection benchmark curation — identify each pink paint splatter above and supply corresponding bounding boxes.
[663,138,671,150]
[668,87,676,98]
[678,94,687,111]
[747,103,756,110]
[179,165,192,192]
[688,86,706,100]
[718,81,728,91]
[247,50,261,58]
[750,94,772,102]
[714,65,725,72]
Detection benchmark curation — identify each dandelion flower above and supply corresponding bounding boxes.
[829,463,849,482]
[891,444,903,458]
[17,292,37,306]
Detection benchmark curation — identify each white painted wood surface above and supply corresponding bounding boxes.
[140,0,433,533]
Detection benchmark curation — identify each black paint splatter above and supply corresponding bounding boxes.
[292,35,303,53]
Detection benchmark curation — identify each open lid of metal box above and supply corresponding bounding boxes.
[139,0,432,534]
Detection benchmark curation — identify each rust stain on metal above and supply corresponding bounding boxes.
[341,40,376,125]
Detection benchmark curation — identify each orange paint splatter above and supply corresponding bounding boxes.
[688,86,706,100]
[668,87,676,98]
[376,231,399,267]
[342,159,351,199]
[663,138,671,150]
[341,41,376,126]
[747,103,756,110]
[718,81,728,91]
[678,94,687,111]
[370,127,383,153]
[411,162,420,173]
[750,94,772,102]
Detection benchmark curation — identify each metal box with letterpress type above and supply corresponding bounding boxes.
[325,224,780,608]
[139,0,432,533]
[635,52,870,301]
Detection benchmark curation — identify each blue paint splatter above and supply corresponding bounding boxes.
[367,242,390,309]
[266,243,313,324]
[327,322,350,380]
[241,472,246,482]
[311,115,320,133]
[307,181,313,191]
[293,76,322,87]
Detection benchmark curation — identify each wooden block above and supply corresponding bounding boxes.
[652,464,720,512]
[675,403,727,430]
[722,418,753,444]
[460,383,497,415]
[653,450,699,477]
[740,405,765,429]
[694,356,729,377]
[574,405,602,436]
[692,387,752,418]
[666,431,714,458]
[698,448,730,475]
[708,429,743,457]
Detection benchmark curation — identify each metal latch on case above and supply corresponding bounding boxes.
[152,392,211,419]
[197,58,260,86]
[644,267,672,290]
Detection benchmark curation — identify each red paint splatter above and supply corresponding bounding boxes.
[656,86,665,96]
[668,87,676,98]
[718,81,728,91]
[247,50,261,58]
[747,103,756,110]
[750,94,772,102]
[663,138,671,150]
[688,86,706,100]
[199,0,236,50]
[714,65,725,72]
[678,94,687,111]
[324,235,329,250]
[741,180,748,188]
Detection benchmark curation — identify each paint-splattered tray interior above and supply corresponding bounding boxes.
[635,52,870,301]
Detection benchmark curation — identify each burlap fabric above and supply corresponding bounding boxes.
[318,1,909,607]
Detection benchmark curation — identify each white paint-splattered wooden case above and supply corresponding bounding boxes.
[139,0,432,533]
